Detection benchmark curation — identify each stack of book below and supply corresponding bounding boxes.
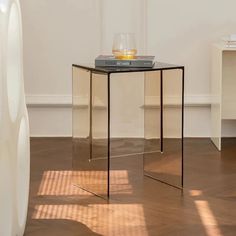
[95,55,155,68]
[222,34,236,48]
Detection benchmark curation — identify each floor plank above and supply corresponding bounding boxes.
[24,138,236,236]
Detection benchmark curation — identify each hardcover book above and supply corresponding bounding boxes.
[95,55,155,68]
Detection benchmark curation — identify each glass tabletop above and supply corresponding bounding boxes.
[72,62,184,74]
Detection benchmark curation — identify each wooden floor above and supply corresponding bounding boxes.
[24,138,236,236]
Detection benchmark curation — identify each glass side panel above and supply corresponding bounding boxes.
[109,73,145,197]
[144,69,183,188]
[72,67,108,198]
[144,71,161,153]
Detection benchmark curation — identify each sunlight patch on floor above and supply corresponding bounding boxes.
[195,200,222,236]
[38,170,133,196]
[32,204,148,236]
[189,190,203,197]
[37,171,92,196]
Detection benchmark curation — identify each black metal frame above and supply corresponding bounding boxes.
[107,73,111,198]
[72,63,185,198]
[181,67,185,188]
[89,71,93,161]
[160,70,164,153]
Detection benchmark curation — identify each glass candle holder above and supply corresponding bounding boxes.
[112,33,137,59]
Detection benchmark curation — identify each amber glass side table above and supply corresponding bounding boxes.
[72,62,184,199]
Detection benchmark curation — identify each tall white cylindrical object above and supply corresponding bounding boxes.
[0,0,30,235]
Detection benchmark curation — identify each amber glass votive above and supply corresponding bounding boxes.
[112,33,137,59]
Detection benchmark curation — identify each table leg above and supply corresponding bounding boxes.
[181,67,185,188]
[160,70,163,153]
[89,71,93,161]
[107,73,111,198]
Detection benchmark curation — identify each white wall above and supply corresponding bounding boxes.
[20,0,236,137]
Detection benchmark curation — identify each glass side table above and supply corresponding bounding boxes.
[72,62,184,199]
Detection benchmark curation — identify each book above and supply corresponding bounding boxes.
[222,35,236,47]
[95,55,155,68]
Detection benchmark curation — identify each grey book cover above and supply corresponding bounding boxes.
[95,55,155,68]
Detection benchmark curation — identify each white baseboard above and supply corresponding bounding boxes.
[26,95,72,107]
[25,94,217,138]
[30,135,72,138]
[26,94,212,107]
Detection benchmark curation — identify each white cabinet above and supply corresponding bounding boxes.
[211,44,236,150]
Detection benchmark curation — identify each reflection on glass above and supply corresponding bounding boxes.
[144,69,183,188]
[72,67,108,198]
